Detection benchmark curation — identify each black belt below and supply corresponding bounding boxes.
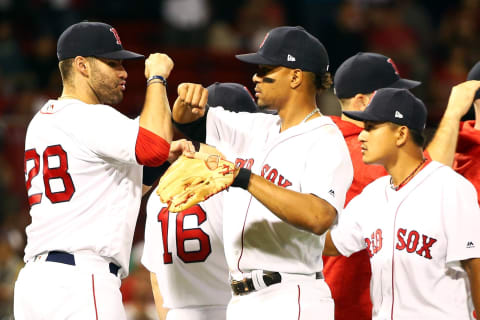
[230,271,323,296]
[45,251,120,276]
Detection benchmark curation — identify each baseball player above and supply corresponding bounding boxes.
[172,26,353,320]
[325,52,421,320]
[453,62,480,205]
[324,87,480,320]
[14,21,189,319]
[141,82,258,320]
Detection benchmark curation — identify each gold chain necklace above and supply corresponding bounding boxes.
[390,158,427,191]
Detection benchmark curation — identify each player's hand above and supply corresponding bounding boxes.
[168,139,195,163]
[199,143,226,160]
[173,83,208,118]
[145,53,174,80]
[444,80,480,120]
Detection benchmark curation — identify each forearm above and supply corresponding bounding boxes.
[426,114,460,166]
[139,82,173,143]
[247,173,337,235]
[462,258,480,316]
[323,231,342,256]
[150,272,169,320]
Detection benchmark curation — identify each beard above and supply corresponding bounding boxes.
[90,76,123,106]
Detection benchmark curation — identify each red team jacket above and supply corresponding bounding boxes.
[323,116,387,320]
[454,120,480,205]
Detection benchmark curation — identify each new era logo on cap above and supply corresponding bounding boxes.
[235,26,329,74]
[467,241,475,248]
[395,111,404,119]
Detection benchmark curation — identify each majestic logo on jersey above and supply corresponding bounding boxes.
[365,229,383,258]
[261,164,292,188]
[387,58,400,75]
[109,28,122,45]
[466,241,475,249]
[396,228,437,259]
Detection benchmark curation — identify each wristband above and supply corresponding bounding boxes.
[147,75,167,87]
[232,168,251,190]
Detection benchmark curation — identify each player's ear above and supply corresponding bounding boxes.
[290,69,302,89]
[73,56,90,77]
[395,125,409,147]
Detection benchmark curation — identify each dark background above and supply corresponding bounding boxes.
[0,0,479,318]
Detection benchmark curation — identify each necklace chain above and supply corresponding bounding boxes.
[390,158,426,191]
[301,108,320,124]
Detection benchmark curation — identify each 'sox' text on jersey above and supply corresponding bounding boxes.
[260,164,292,188]
[364,228,438,259]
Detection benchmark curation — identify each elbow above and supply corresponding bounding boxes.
[310,208,337,236]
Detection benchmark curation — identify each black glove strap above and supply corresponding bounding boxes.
[232,168,251,190]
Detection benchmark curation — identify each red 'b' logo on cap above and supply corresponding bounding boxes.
[110,28,122,45]
[387,58,400,75]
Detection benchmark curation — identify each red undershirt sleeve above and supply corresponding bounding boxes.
[135,127,170,166]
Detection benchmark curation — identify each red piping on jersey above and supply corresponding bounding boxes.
[135,127,170,166]
[236,121,335,272]
[92,274,99,320]
[297,285,301,320]
[237,195,254,273]
[389,161,437,319]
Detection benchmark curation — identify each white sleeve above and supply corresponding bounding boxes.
[205,107,278,153]
[301,125,353,213]
[330,194,367,257]
[74,104,139,165]
[443,174,480,271]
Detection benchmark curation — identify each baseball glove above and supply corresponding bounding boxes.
[156,152,236,212]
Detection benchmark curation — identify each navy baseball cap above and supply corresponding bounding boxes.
[334,52,421,99]
[343,88,427,131]
[467,61,480,100]
[57,21,144,61]
[235,26,329,74]
[207,82,258,113]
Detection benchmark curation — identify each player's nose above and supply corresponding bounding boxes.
[358,129,367,142]
[252,73,262,84]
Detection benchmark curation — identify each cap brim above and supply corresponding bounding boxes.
[235,52,276,66]
[343,110,385,123]
[96,49,144,60]
[389,78,421,90]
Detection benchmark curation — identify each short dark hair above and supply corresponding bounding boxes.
[309,71,332,91]
[409,128,425,148]
[389,123,425,147]
[59,58,74,84]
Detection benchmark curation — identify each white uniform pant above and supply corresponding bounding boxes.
[227,278,334,320]
[167,306,227,320]
[14,255,125,320]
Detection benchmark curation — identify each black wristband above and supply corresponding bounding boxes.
[143,161,171,186]
[232,168,251,190]
[147,75,167,87]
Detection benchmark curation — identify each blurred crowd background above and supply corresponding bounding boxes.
[0,0,479,319]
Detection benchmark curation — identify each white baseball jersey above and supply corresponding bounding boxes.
[23,98,142,278]
[205,107,353,278]
[142,191,231,310]
[330,161,480,320]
